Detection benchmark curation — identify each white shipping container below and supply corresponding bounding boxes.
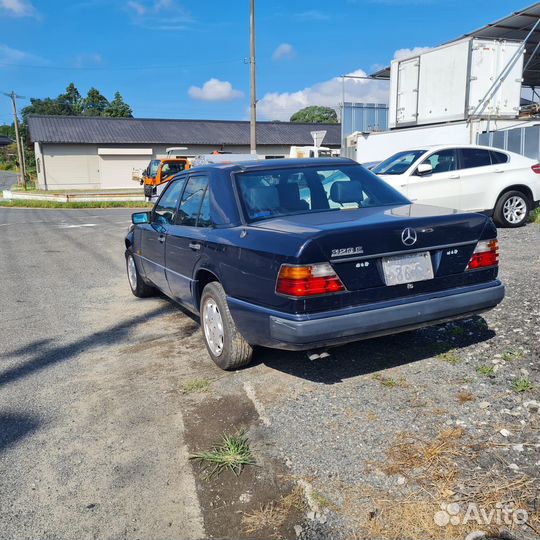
[388,38,524,128]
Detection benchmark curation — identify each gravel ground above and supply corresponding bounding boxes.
[1,206,538,540]
[238,224,540,539]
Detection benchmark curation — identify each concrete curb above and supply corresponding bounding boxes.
[2,190,145,203]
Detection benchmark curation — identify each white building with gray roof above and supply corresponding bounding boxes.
[28,115,341,191]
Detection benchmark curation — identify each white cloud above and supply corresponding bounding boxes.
[393,46,432,60]
[0,0,37,17]
[126,0,145,15]
[125,0,192,27]
[188,79,244,102]
[257,69,388,121]
[294,9,328,20]
[272,43,295,61]
[0,43,46,64]
[73,52,103,67]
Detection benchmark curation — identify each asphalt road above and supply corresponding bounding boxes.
[0,208,204,540]
[0,171,17,191]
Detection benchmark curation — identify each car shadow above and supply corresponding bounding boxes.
[252,316,495,384]
[0,411,40,453]
[0,304,173,389]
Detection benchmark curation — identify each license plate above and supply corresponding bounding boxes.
[382,252,434,286]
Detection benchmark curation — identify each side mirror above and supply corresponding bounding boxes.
[416,163,433,176]
[132,211,150,225]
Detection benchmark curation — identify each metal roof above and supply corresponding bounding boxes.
[191,157,355,173]
[0,135,13,146]
[27,115,341,146]
[371,2,540,88]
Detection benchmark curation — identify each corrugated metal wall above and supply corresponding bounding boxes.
[478,123,540,161]
[341,102,388,159]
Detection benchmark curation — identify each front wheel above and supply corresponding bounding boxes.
[493,191,530,228]
[126,251,155,298]
[200,282,253,370]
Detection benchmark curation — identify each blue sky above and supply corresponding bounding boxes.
[0,0,531,124]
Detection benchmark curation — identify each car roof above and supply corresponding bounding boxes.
[401,144,511,153]
[189,157,356,173]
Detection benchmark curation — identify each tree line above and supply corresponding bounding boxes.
[0,84,133,176]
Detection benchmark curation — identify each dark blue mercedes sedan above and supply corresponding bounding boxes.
[125,158,504,370]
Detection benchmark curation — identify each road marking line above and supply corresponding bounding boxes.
[57,223,97,228]
[243,381,271,427]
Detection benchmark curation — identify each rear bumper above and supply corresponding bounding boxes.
[227,280,505,351]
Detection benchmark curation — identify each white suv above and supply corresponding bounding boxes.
[372,145,540,227]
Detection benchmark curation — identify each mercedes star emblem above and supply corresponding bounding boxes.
[401,227,418,246]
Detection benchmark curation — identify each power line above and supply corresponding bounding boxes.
[0,58,243,72]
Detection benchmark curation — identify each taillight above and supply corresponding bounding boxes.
[531,164,540,174]
[276,263,346,297]
[466,239,499,270]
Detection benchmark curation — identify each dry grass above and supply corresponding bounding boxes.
[241,486,306,537]
[456,390,475,404]
[334,427,540,539]
[382,427,465,481]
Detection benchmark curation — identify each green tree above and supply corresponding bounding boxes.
[104,91,133,117]
[58,83,83,115]
[0,123,16,139]
[21,97,72,122]
[83,87,110,116]
[290,105,338,124]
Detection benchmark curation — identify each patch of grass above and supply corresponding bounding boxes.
[501,349,523,362]
[530,207,540,224]
[382,427,465,478]
[241,487,306,536]
[450,326,465,337]
[0,199,152,209]
[436,351,460,365]
[512,378,533,393]
[476,365,495,377]
[181,379,210,394]
[456,390,475,404]
[190,430,255,479]
[372,374,408,388]
[473,318,489,331]
[311,490,338,511]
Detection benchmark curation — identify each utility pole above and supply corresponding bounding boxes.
[3,91,27,190]
[249,0,257,154]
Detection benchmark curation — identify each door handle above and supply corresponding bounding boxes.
[448,174,460,179]
[189,242,201,251]
[494,169,504,173]
[158,234,166,244]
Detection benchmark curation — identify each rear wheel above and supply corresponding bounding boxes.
[126,251,155,297]
[493,190,530,228]
[200,282,253,370]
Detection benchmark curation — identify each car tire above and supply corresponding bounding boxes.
[493,191,531,228]
[143,185,154,199]
[126,251,155,298]
[200,282,253,370]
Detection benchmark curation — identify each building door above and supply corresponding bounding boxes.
[98,148,152,189]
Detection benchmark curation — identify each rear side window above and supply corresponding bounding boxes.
[176,175,209,226]
[490,150,509,164]
[460,148,492,169]
[236,165,409,222]
[153,178,186,225]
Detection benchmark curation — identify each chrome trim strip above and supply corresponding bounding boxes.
[331,241,477,263]
[135,253,194,282]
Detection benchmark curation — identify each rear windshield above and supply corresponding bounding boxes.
[372,150,426,175]
[236,165,409,222]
